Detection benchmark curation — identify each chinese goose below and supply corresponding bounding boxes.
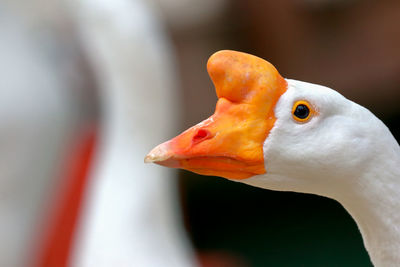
[145,50,400,266]
[69,0,195,266]
[0,0,195,266]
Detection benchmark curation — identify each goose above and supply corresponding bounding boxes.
[0,0,195,266]
[145,50,400,266]
[69,0,196,266]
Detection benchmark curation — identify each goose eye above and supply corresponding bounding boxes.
[292,101,312,122]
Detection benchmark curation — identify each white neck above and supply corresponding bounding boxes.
[335,128,400,266]
[70,0,194,265]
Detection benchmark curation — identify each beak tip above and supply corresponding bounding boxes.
[144,154,154,164]
[144,142,172,164]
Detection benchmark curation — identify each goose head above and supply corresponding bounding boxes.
[145,50,389,199]
[145,50,400,265]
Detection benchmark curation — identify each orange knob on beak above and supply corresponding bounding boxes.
[145,50,287,180]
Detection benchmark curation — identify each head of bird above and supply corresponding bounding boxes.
[145,50,384,200]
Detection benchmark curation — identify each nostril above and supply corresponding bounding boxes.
[192,129,211,144]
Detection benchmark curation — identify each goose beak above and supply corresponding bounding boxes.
[145,50,287,180]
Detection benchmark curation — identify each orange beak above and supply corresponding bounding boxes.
[145,50,287,179]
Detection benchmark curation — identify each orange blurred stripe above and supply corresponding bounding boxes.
[36,127,97,267]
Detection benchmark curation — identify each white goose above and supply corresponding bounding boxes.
[146,50,400,266]
[70,0,195,266]
[0,0,195,266]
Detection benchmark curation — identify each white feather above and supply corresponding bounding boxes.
[243,79,400,266]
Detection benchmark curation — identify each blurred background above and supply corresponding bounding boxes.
[1,0,399,266]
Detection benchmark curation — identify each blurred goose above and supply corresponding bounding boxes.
[70,0,195,266]
[146,50,400,266]
[0,0,195,266]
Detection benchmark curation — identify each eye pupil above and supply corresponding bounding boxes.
[294,104,310,119]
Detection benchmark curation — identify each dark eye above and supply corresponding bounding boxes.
[294,104,309,119]
[292,101,312,122]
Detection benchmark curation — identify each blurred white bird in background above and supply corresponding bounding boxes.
[0,0,228,265]
[69,0,195,266]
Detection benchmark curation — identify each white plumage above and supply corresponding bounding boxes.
[70,0,196,266]
[0,0,196,265]
[244,79,400,266]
